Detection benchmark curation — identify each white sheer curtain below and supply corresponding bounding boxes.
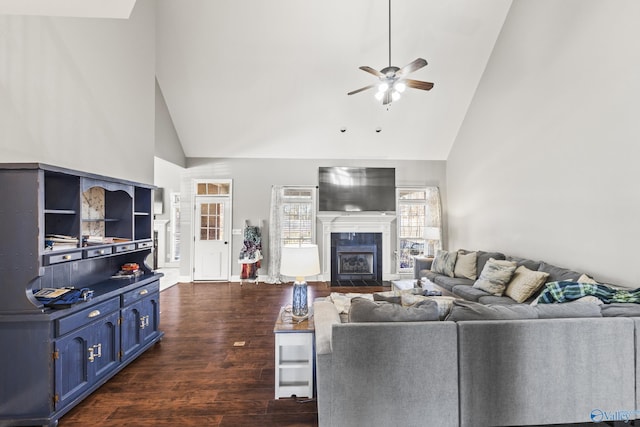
[425,186,443,252]
[266,185,284,284]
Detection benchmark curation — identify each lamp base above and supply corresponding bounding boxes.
[292,280,309,319]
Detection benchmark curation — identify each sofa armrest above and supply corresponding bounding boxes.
[413,256,433,279]
[313,300,341,355]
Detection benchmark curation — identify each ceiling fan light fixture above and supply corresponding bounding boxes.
[378,82,389,92]
[391,91,401,102]
[375,91,385,101]
[394,81,406,93]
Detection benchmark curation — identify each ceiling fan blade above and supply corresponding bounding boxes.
[396,58,427,77]
[359,66,384,78]
[347,84,376,96]
[405,79,434,91]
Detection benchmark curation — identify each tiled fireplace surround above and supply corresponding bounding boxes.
[318,213,396,284]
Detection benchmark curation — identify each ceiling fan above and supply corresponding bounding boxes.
[348,0,434,105]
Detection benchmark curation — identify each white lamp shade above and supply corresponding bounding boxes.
[425,227,441,240]
[280,244,321,279]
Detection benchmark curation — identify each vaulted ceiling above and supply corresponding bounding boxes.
[0,0,513,160]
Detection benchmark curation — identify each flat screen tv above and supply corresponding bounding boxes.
[318,167,396,212]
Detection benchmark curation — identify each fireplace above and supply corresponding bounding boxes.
[331,233,382,286]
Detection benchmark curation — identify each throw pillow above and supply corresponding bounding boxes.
[445,299,538,321]
[454,251,477,280]
[577,273,598,284]
[328,292,373,314]
[472,258,517,296]
[431,250,458,278]
[349,297,439,322]
[401,294,456,320]
[504,266,550,303]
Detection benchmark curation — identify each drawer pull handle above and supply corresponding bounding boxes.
[63,255,71,260]
[88,310,101,318]
[139,289,148,296]
[98,250,105,255]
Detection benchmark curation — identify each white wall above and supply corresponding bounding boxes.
[0,0,156,184]
[180,158,446,279]
[155,79,186,168]
[447,0,640,286]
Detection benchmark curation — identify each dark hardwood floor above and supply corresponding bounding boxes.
[58,281,385,427]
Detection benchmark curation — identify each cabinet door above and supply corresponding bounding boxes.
[91,312,120,380]
[54,311,120,410]
[121,293,160,361]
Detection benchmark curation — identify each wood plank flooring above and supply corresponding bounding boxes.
[58,281,385,427]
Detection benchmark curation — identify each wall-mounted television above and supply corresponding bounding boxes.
[318,167,396,212]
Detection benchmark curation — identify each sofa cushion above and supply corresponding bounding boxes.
[600,303,640,317]
[537,261,581,282]
[445,300,538,321]
[421,270,441,282]
[473,258,517,296]
[534,301,602,318]
[506,255,541,271]
[348,297,439,322]
[504,266,550,303]
[452,285,490,302]
[478,295,520,305]
[453,251,477,280]
[431,250,457,277]
[433,275,474,292]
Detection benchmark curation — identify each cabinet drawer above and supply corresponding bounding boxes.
[43,250,82,266]
[114,243,136,253]
[56,297,120,337]
[137,240,153,249]
[122,281,159,306]
[84,247,113,258]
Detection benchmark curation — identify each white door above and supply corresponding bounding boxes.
[193,197,231,280]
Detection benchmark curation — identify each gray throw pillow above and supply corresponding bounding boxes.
[431,250,458,278]
[473,258,517,296]
[445,299,538,321]
[349,297,439,322]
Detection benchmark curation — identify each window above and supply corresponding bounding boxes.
[281,187,316,246]
[397,187,442,272]
[197,182,230,196]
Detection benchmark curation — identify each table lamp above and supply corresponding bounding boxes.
[424,227,441,257]
[280,244,320,319]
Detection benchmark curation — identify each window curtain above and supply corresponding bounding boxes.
[266,185,284,284]
[425,186,443,252]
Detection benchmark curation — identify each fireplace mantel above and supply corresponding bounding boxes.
[318,212,396,282]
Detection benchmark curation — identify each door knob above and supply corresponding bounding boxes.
[224,241,228,244]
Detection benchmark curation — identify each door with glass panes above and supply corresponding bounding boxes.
[193,180,232,280]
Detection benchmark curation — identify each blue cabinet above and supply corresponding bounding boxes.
[0,164,163,427]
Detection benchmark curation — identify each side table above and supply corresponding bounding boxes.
[273,307,315,399]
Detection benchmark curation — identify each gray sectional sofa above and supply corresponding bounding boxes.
[314,250,640,427]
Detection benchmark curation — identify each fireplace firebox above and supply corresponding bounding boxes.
[331,233,382,286]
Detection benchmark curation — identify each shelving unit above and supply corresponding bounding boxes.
[0,163,163,427]
[273,307,315,399]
